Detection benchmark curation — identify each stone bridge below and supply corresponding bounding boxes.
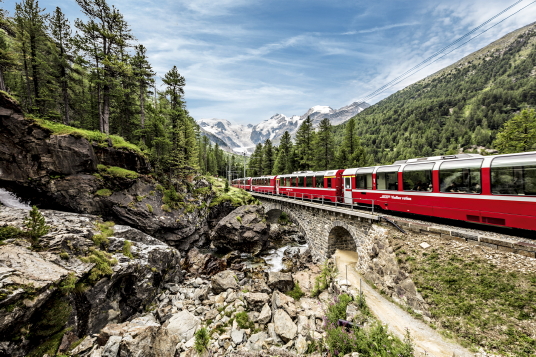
[252,193,384,270]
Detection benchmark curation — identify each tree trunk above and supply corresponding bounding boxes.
[103,83,110,134]
[140,83,146,144]
[0,67,5,92]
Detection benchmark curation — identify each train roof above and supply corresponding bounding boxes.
[278,169,340,177]
[251,175,276,179]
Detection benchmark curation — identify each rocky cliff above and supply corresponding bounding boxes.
[0,206,183,357]
[0,92,237,251]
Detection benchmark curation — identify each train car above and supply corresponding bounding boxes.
[343,152,536,230]
[276,170,343,202]
[235,177,251,191]
[231,179,241,188]
[250,176,277,194]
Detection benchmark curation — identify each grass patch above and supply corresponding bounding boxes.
[95,188,112,197]
[194,327,211,355]
[80,248,118,283]
[0,226,23,241]
[402,248,536,355]
[122,240,134,259]
[146,203,153,213]
[92,221,114,248]
[28,116,144,155]
[59,272,77,295]
[311,260,337,297]
[286,282,305,300]
[234,311,255,330]
[98,165,139,179]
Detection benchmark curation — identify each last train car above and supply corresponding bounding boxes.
[343,152,536,230]
[276,170,343,203]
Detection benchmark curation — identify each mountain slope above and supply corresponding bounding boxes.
[199,101,369,153]
[342,22,536,164]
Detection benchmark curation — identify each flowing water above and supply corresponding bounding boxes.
[0,188,31,210]
[262,243,308,272]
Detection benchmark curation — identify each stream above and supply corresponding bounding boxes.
[0,188,31,209]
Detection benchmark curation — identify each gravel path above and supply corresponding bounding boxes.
[334,249,473,357]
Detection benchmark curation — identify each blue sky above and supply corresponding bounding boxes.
[5,0,536,124]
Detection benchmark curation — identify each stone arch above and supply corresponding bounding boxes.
[263,204,308,244]
[327,223,358,257]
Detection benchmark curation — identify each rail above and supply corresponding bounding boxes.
[250,189,379,221]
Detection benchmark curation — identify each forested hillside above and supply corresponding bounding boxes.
[340,22,536,165]
[0,0,242,180]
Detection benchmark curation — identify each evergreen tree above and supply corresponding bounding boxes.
[336,117,370,168]
[0,2,16,92]
[295,115,315,170]
[313,118,334,170]
[493,109,536,153]
[249,143,263,176]
[262,139,275,175]
[131,44,154,145]
[273,131,293,174]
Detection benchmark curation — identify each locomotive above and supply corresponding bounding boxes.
[232,151,536,231]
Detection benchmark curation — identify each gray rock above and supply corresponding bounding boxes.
[245,331,269,351]
[102,335,122,357]
[231,329,245,344]
[245,292,270,311]
[166,311,201,342]
[267,272,294,292]
[211,270,238,294]
[273,309,297,342]
[295,335,308,355]
[257,303,272,324]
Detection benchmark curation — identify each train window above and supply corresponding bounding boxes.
[440,159,482,194]
[355,168,374,189]
[298,177,304,187]
[315,176,324,188]
[491,155,536,196]
[376,166,400,190]
[306,176,313,187]
[326,178,332,188]
[344,177,351,189]
[403,163,434,192]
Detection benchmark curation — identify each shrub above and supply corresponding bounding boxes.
[286,282,305,300]
[234,311,254,330]
[95,189,112,197]
[161,204,171,213]
[59,252,69,260]
[105,166,139,179]
[278,211,290,225]
[0,226,22,240]
[146,203,153,213]
[92,221,114,248]
[24,206,49,245]
[194,327,211,355]
[122,240,134,259]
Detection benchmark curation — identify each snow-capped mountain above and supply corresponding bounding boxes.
[198,101,369,154]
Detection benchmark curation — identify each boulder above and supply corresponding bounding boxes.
[267,272,294,292]
[102,335,122,357]
[273,309,297,342]
[211,270,238,294]
[244,292,270,311]
[245,331,269,351]
[231,329,245,344]
[257,303,272,324]
[210,205,270,255]
[166,311,201,342]
[295,335,308,355]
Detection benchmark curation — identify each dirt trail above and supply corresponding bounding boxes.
[334,249,473,357]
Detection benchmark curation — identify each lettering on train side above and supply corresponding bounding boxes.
[380,195,412,201]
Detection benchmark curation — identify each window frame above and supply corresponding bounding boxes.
[376,166,400,191]
[491,154,536,196]
[402,163,434,192]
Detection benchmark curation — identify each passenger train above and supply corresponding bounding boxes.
[232,151,536,231]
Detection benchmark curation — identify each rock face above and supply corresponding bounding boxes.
[210,205,269,255]
[0,92,227,251]
[0,207,182,357]
[364,235,429,314]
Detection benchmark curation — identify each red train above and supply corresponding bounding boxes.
[232,151,536,231]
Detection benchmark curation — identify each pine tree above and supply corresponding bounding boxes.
[249,143,263,176]
[24,205,49,245]
[494,109,536,153]
[295,115,315,170]
[273,131,293,174]
[131,44,154,145]
[262,139,275,175]
[0,2,16,92]
[337,117,370,168]
[313,118,334,170]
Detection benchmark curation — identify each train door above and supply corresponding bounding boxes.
[344,176,352,204]
[275,178,280,195]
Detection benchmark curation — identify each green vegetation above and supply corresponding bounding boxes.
[320,293,414,356]
[399,248,536,355]
[208,177,258,207]
[194,327,211,355]
[161,204,171,213]
[493,108,536,153]
[234,311,255,330]
[278,211,290,225]
[122,240,134,259]
[59,272,77,295]
[95,188,112,197]
[0,226,23,241]
[29,117,144,155]
[59,251,69,260]
[92,221,114,248]
[80,248,118,283]
[98,165,139,179]
[286,282,305,300]
[146,203,153,213]
[236,216,242,223]
[311,260,337,297]
[24,206,49,246]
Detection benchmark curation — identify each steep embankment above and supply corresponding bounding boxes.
[337,22,536,164]
[0,92,254,251]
